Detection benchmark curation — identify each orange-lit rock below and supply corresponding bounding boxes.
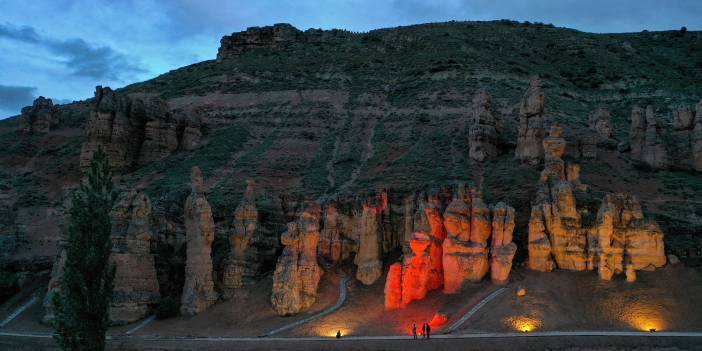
[319,204,342,264]
[222,180,258,298]
[355,198,384,285]
[271,202,323,316]
[490,202,517,284]
[593,193,666,281]
[401,233,435,306]
[469,89,499,162]
[180,167,218,316]
[384,263,403,310]
[516,75,545,165]
[429,312,448,328]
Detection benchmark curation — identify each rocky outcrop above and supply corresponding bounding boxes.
[20,97,57,134]
[593,193,666,281]
[355,195,386,285]
[222,180,258,299]
[271,203,323,316]
[109,191,160,325]
[384,263,403,310]
[630,105,668,169]
[180,167,218,316]
[528,126,585,272]
[490,203,517,284]
[694,100,702,171]
[319,204,342,265]
[217,23,355,60]
[589,107,613,139]
[468,90,499,162]
[80,86,202,172]
[515,75,546,165]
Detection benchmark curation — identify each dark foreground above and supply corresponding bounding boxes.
[2,335,702,351]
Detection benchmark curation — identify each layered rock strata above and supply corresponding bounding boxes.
[468,89,499,162]
[109,191,160,324]
[515,75,546,165]
[20,97,57,134]
[271,203,323,316]
[180,167,218,316]
[222,180,258,299]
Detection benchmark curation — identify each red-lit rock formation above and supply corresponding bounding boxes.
[593,193,666,281]
[490,202,517,284]
[589,107,613,139]
[222,180,258,298]
[516,75,546,165]
[109,191,160,324]
[401,233,437,306]
[180,167,218,316]
[528,126,586,272]
[271,203,323,316]
[384,263,403,310]
[468,89,499,162]
[355,195,386,285]
[20,97,57,134]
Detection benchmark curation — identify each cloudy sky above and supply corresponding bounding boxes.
[1,0,700,119]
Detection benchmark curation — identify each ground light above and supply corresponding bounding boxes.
[504,316,542,333]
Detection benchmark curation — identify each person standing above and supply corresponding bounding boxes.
[422,323,427,339]
[412,322,417,339]
[426,323,431,339]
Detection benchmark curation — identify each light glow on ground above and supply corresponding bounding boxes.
[503,315,542,332]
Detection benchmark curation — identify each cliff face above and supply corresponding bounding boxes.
[20,97,57,134]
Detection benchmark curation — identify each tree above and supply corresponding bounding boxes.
[53,148,116,351]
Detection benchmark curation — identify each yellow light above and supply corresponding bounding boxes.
[504,316,542,333]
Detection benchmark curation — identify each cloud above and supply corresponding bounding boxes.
[0,84,36,113]
[0,22,144,81]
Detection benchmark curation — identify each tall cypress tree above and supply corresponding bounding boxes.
[53,148,116,351]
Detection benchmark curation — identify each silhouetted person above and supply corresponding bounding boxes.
[422,323,427,339]
[412,322,417,339]
[426,323,431,339]
[336,330,341,339]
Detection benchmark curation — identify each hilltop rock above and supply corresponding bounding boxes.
[468,89,499,162]
[109,191,160,325]
[180,167,218,316]
[271,203,323,316]
[222,180,258,299]
[490,202,517,284]
[593,193,666,281]
[528,126,586,271]
[20,97,57,134]
[589,107,613,139]
[515,75,546,165]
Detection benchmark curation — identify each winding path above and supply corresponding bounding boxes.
[263,274,350,337]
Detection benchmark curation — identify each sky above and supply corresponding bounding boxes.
[0,0,700,119]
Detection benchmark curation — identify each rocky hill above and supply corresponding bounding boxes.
[1,20,701,310]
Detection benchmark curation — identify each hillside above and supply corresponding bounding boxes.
[0,20,701,307]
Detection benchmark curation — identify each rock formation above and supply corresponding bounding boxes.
[180,167,218,316]
[593,193,666,281]
[80,86,202,172]
[383,263,403,310]
[490,203,517,284]
[319,204,342,265]
[354,195,386,285]
[630,105,668,169]
[442,190,491,293]
[271,203,323,316]
[20,97,57,134]
[528,126,585,272]
[589,107,613,139]
[515,75,546,165]
[694,99,702,171]
[222,180,258,299]
[42,249,66,324]
[109,191,160,324]
[468,89,499,162]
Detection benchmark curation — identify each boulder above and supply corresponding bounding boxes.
[271,203,323,316]
[109,191,160,325]
[180,167,218,316]
[468,89,499,162]
[20,97,56,134]
[222,180,258,299]
[515,75,545,165]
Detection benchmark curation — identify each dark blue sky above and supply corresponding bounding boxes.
[1,0,700,119]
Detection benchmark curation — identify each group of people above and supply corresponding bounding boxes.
[411,322,431,339]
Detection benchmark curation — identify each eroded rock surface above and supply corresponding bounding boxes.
[515,75,546,165]
[630,105,668,169]
[20,97,57,134]
[468,89,499,162]
[490,203,517,284]
[109,191,160,324]
[180,167,218,316]
[589,107,613,139]
[355,195,386,285]
[694,100,702,171]
[319,204,342,265]
[222,180,258,298]
[271,203,323,316]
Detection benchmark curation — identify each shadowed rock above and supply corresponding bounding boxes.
[516,75,546,165]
